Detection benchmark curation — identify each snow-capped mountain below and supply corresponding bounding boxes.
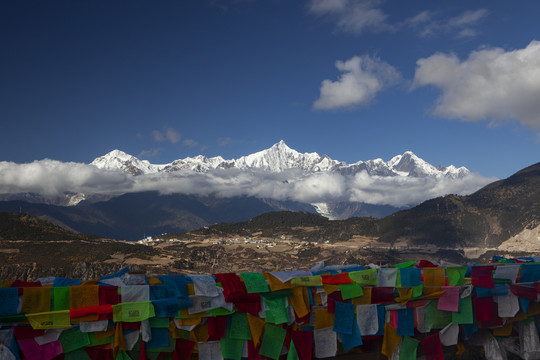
[0,141,490,231]
[91,149,166,175]
[91,140,469,179]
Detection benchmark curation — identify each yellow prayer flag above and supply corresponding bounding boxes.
[381,322,401,359]
[26,310,71,329]
[290,275,322,287]
[247,314,266,348]
[264,273,292,291]
[289,286,310,319]
[22,287,52,314]
[313,308,334,330]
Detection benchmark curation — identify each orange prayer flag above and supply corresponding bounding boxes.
[147,276,163,285]
[423,268,446,287]
[193,322,209,342]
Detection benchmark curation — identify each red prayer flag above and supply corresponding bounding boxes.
[421,333,444,360]
[471,265,495,288]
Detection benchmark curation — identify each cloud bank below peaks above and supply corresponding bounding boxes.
[412,40,540,132]
[0,159,495,208]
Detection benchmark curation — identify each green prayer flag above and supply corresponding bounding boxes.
[149,317,170,328]
[349,268,378,286]
[144,351,161,360]
[115,351,132,360]
[64,349,91,360]
[88,332,115,346]
[220,337,244,360]
[287,341,300,360]
[394,261,416,268]
[446,267,467,286]
[399,336,420,360]
[228,312,252,340]
[340,283,364,300]
[113,301,155,322]
[263,296,290,325]
[53,287,70,311]
[59,327,91,353]
[240,272,270,293]
[259,324,287,360]
[452,295,473,324]
[206,307,235,316]
[262,289,293,299]
[412,285,423,298]
[424,300,452,329]
[181,329,191,340]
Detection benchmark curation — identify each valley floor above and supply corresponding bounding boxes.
[2,234,539,281]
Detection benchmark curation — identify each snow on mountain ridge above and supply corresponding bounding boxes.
[91,150,166,175]
[91,141,470,179]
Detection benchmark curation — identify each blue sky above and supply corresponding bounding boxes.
[2,0,540,179]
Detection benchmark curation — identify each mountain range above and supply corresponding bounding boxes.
[91,140,470,178]
[0,141,488,240]
[169,161,540,252]
[1,161,539,273]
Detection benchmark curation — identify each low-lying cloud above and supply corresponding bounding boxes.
[0,160,495,208]
[0,160,133,197]
[412,40,540,132]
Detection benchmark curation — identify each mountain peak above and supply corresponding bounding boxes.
[268,140,296,154]
[89,144,469,179]
[91,149,161,175]
[102,149,134,160]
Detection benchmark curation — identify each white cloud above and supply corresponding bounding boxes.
[0,160,494,208]
[152,130,165,142]
[135,169,493,207]
[308,0,487,38]
[218,137,233,146]
[153,128,181,144]
[166,128,181,143]
[447,9,488,29]
[313,55,401,110]
[138,148,162,158]
[307,0,389,34]
[400,8,488,38]
[182,139,198,147]
[0,160,133,197]
[348,171,494,207]
[412,40,540,132]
